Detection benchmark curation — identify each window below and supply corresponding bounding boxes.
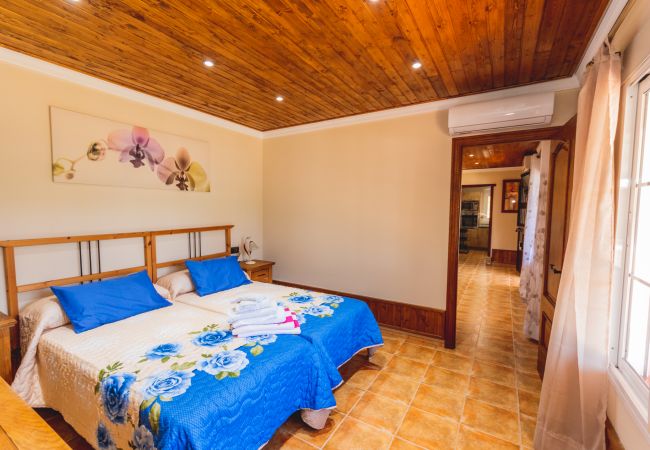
[617,74,650,404]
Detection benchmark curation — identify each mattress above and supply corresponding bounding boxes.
[29,302,335,450]
[176,282,384,386]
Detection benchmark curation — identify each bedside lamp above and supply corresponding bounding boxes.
[240,236,258,264]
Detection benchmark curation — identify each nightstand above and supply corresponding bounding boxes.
[0,313,16,383]
[240,260,275,283]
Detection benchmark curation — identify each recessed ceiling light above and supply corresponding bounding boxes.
[412,61,422,69]
[474,162,479,165]
[203,60,214,68]
[276,96,284,102]
[469,154,475,157]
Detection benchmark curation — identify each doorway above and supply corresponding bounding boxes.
[444,121,576,349]
[460,184,494,256]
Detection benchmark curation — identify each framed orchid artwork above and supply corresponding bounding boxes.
[50,107,211,192]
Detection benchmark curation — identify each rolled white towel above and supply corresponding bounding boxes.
[228,306,278,323]
[230,296,274,313]
[235,328,301,338]
[233,321,298,335]
[231,307,285,328]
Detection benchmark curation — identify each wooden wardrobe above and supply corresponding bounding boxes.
[538,117,576,377]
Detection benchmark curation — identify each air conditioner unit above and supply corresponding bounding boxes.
[448,92,554,136]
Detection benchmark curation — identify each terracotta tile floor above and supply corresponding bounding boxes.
[268,251,539,450]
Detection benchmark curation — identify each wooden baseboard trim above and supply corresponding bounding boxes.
[492,249,517,265]
[274,280,445,339]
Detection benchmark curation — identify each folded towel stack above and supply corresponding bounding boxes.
[229,296,301,337]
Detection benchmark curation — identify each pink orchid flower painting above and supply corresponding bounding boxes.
[50,108,211,192]
[108,126,165,170]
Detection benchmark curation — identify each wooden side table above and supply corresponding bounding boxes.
[0,378,69,449]
[240,260,275,283]
[0,313,16,383]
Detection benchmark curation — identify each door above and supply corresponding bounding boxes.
[538,118,576,377]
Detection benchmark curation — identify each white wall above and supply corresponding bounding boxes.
[0,61,264,314]
[263,90,578,310]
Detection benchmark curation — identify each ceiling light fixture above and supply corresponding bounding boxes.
[474,162,479,165]
[469,153,475,157]
[411,61,422,69]
[276,95,284,102]
[203,60,214,68]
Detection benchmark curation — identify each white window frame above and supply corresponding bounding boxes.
[611,66,650,428]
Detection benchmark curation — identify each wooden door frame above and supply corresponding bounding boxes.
[445,125,569,348]
[460,183,495,255]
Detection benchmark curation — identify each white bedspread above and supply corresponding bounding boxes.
[13,301,234,449]
[175,281,308,311]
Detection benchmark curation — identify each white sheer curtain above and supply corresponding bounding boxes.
[519,144,550,340]
[535,45,621,450]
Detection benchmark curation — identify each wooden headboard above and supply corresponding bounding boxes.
[0,225,234,350]
[150,225,233,282]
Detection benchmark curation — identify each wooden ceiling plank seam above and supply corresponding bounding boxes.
[343,0,423,104]
[484,0,506,89]
[337,1,422,104]
[518,0,545,83]
[530,0,567,81]
[401,0,460,95]
[455,0,494,91]
[136,0,356,119]
[126,0,356,121]
[234,0,390,111]
[467,0,498,91]
[542,0,595,80]
[12,0,313,127]
[436,0,485,93]
[242,0,403,116]
[421,0,472,95]
[339,0,425,103]
[302,0,413,108]
[211,3,369,116]
[0,6,283,127]
[261,0,397,110]
[561,0,611,76]
[503,0,525,87]
[393,0,458,97]
[381,0,444,99]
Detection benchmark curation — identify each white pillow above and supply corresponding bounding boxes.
[155,269,195,299]
[19,295,70,351]
[153,283,172,301]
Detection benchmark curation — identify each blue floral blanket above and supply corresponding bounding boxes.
[90,310,336,450]
[282,292,384,373]
[176,283,385,388]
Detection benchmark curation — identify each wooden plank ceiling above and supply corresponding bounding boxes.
[463,141,539,169]
[0,0,609,131]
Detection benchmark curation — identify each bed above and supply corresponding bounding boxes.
[2,227,343,450]
[174,281,384,387]
[13,295,337,450]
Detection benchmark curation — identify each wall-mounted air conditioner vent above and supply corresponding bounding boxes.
[448,92,555,136]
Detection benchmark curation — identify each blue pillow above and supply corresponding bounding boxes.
[51,270,171,333]
[185,256,251,296]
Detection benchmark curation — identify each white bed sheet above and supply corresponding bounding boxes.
[30,303,232,449]
[175,281,307,312]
